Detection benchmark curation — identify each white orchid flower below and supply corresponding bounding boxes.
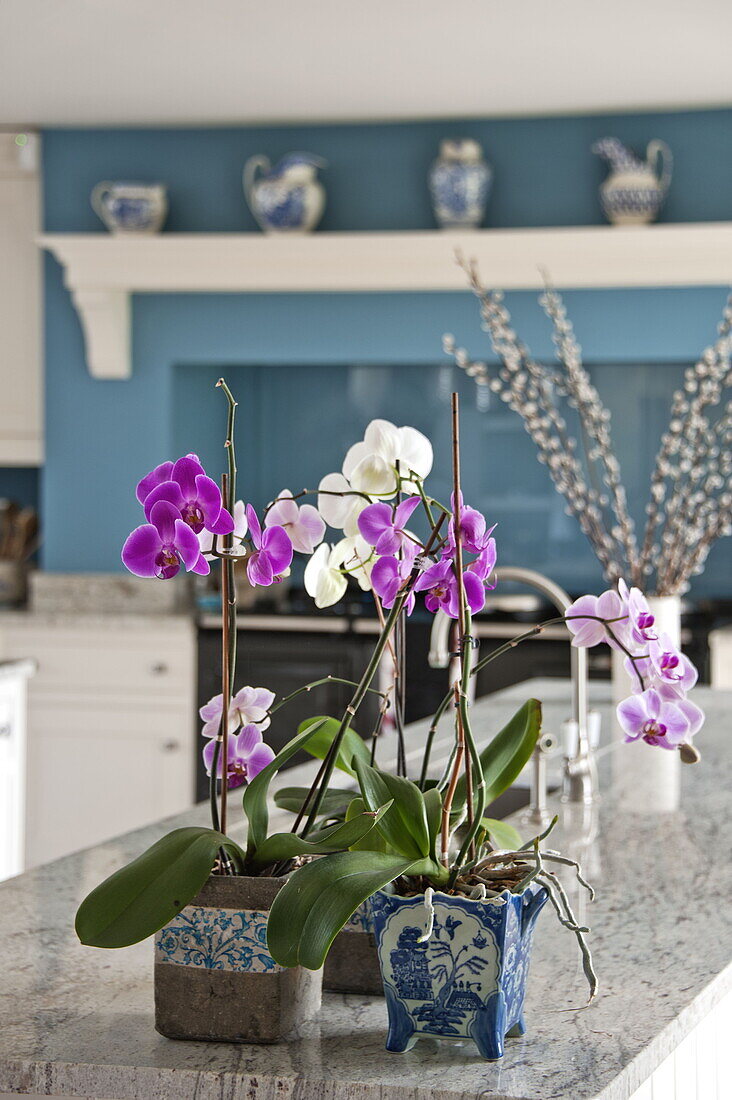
[397,424,433,482]
[344,419,433,497]
[304,537,374,608]
[304,543,348,608]
[264,488,325,554]
[318,420,433,534]
[340,534,375,592]
[317,472,369,536]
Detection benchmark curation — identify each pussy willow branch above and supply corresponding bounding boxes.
[452,259,732,593]
[655,355,732,593]
[642,299,732,588]
[451,256,620,581]
[539,280,640,583]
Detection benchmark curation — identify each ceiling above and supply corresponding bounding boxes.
[2,0,731,127]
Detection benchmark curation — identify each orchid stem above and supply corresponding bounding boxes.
[219,472,231,838]
[420,611,647,785]
[298,510,446,840]
[268,677,389,718]
[211,379,238,872]
[444,393,484,875]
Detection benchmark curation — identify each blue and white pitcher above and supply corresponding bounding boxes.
[91,181,168,234]
[244,153,326,233]
[371,883,547,1060]
[592,137,672,225]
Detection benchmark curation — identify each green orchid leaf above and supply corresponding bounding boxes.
[273,786,355,821]
[243,716,329,859]
[354,757,431,861]
[453,699,542,812]
[75,827,245,949]
[345,796,391,853]
[423,785,443,861]
[266,850,442,970]
[481,817,523,851]
[297,715,370,777]
[250,802,393,869]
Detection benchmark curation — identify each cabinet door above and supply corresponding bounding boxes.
[0,134,42,464]
[0,677,26,880]
[24,702,193,867]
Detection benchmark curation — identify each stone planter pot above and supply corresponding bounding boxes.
[324,899,383,995]
[154,875,322,1043]
[371,884,547,1060]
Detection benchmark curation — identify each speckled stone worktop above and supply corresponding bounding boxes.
[1,679,730,1100]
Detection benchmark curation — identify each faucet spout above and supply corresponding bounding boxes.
[428,565,596,805]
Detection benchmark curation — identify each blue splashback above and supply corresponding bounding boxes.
[0,468,40,512]
[40,109,732,594]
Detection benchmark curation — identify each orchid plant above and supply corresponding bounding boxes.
[76,381,702,998]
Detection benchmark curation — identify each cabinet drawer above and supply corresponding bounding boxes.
[7,626,194,699]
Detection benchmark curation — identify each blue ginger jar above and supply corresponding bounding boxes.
[370,883,547,1060]
[592,137,672,225]
[429,139,492,230]
[244,152,326,233]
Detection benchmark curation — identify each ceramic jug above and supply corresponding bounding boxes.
[592,137,672,225]
[243,153,326,233]
[428,139,492,229]
[91,182,168,234]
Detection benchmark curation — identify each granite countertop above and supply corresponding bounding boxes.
[1,679,730,1100]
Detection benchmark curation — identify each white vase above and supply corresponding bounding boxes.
[611,595,682,812]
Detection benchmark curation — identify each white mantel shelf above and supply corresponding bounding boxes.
[40,223,732,379]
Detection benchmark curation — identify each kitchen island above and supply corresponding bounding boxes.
[0,679,730,1100]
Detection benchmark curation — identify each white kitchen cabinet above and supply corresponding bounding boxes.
[0,131,42,465]
[24,700,192,864]
[0,613,196,868]
[708,625,732,689]
[628,985,731,1099]
[0,659,34,881]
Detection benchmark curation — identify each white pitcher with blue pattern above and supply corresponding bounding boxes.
[244,152,327,234]
[592,137,672,225]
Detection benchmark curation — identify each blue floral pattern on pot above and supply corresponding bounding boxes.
[243,152,326,233]
[592,137,672,226]
[370,883,547,1060]
[342,898,374,933]
[429,139,492,229]
[155,905,281,973]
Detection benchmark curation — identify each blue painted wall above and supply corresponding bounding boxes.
[38,109,732,594]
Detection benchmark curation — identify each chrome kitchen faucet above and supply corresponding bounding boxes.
[428,566,596,806]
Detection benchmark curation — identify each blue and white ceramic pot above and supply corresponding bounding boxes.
[244,152,326,233]
[91,181,168,234]
[371,883,547,1060]
[324,897,383,995]
[592,137,672,225]
[428,139,492,230]
[154,875,322,1043]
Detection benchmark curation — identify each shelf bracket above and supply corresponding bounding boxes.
[71,287,130,380]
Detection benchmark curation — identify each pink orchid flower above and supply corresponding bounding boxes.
[264,489,325,554]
